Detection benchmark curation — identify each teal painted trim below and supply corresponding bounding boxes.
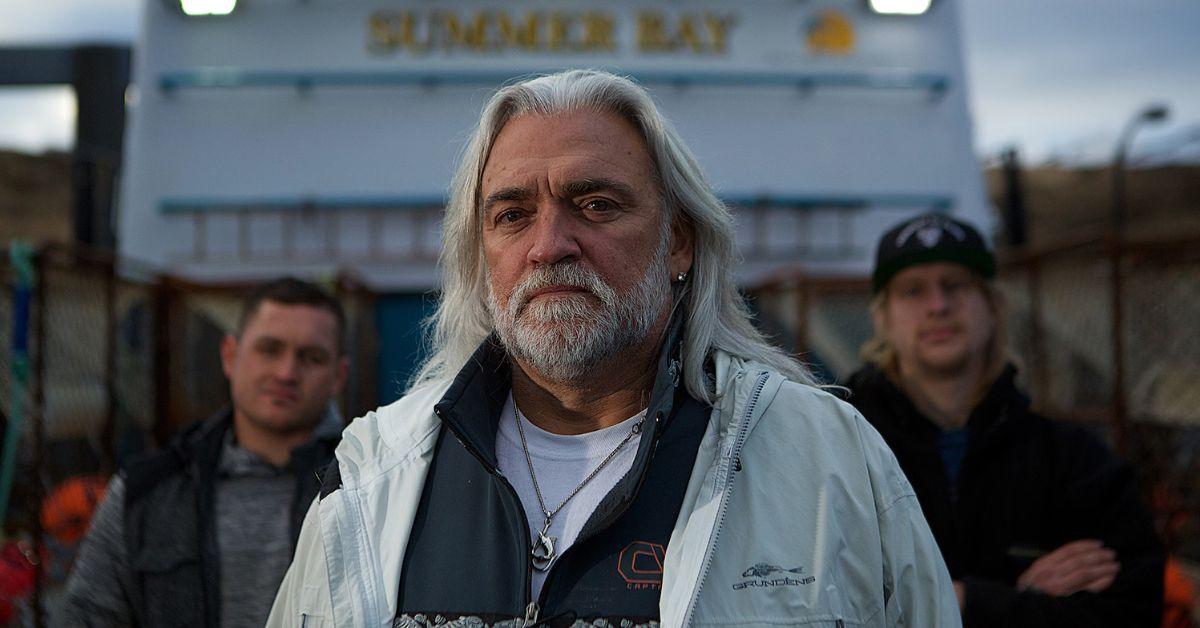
[0,241,35,525]
[159,192,952,214]
[721,193,953,210]
[158,68,949,94]
[160,195,447,214]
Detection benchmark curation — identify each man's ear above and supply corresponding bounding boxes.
[333,355,350,396]
[985,287,1005,334]
[871,300,888,338]
[988,288,1007,317]
[220,334,238,379]
[668,215,695,277]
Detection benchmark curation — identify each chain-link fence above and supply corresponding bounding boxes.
[4,233,1196,620]
[746,277,873,383]
[1000,238,1116,422]
[748,233,1200,562]
[0,244,381,625]
[1004,235,1200,559]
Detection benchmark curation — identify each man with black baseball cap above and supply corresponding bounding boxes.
[846,212,1164,626]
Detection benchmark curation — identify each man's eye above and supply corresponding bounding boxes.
[497,209,525,224]
[300,349,330,366]
[582,199,617,213]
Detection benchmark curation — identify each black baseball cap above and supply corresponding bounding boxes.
[872,212,995,293]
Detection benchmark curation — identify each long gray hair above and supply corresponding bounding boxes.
[410,69,816,401]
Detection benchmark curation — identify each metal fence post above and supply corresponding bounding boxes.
[794,274,810,357]
[152,278,174,447]
[102,253,117,473]
[1109,235,1128,453]
[31,247,47,628]
[1027,258,1050,405]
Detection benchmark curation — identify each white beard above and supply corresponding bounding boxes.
[488,248,670,383]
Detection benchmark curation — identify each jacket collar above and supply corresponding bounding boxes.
[175,407,234,481]
[432,335,514,470]
[854,362,1026,438]
[970,365,1027,427]
[580,312,688,537]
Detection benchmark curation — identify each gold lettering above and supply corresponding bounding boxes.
[547,12,570,51]
[442,11,487,50]
[704,13,736,53]
[366,12,400,54]
[637,12,673,52]
[395,12,430,53]
[498,11,540,50]
[367,9,632,56]
[580,12,616,51]
[677,15,703,52]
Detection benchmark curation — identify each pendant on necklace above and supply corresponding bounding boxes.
[531,519,557,571]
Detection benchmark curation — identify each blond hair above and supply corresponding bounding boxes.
[860,277,1009,391]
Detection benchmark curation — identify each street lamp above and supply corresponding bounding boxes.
[1109,103,1168,445]
[868,0,933,15]
[179,0,237,16]
[1111,103,1169,235]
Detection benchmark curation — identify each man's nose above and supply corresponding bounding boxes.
[526,206,582,265]
[273,353,301,381]
[926,286,952,313]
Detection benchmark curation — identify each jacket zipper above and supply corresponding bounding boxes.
[435,408,539,625]
[523,601,540,626]
[680,371,769,626]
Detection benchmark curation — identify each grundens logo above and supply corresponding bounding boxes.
[732,563,816,591]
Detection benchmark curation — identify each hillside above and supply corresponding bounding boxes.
[984,164,1200,244]
[0,150,72,244]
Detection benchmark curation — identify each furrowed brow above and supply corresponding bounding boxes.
[482,186,535,215]
[559,178,637,203]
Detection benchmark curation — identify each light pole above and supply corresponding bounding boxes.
[1109,103,1167,453]
[1111,103,1169,235]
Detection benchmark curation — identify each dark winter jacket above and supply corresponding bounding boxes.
[846,364,1165,627]
[60,408,341,628]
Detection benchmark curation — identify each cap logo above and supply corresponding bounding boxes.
[894,215,966,250]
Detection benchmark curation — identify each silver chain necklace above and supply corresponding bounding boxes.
[514,405,645,571]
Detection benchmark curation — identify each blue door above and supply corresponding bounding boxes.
[375,292,439,405]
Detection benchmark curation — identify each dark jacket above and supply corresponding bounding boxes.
[845,364,1164,627]
[121,409,339,627]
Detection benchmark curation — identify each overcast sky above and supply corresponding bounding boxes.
[959,0,1199,164]
[1,0,1197,164]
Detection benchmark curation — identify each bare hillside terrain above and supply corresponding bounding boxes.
[985,165,1200,244]
[0,150,72,243]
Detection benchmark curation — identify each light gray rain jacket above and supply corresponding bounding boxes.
[268,350,960,627]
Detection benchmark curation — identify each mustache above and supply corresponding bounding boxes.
[507,263,615,316]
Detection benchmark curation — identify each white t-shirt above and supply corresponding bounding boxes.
[495,393,647,600]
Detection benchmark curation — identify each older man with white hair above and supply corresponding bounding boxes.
[269,69,958,627]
